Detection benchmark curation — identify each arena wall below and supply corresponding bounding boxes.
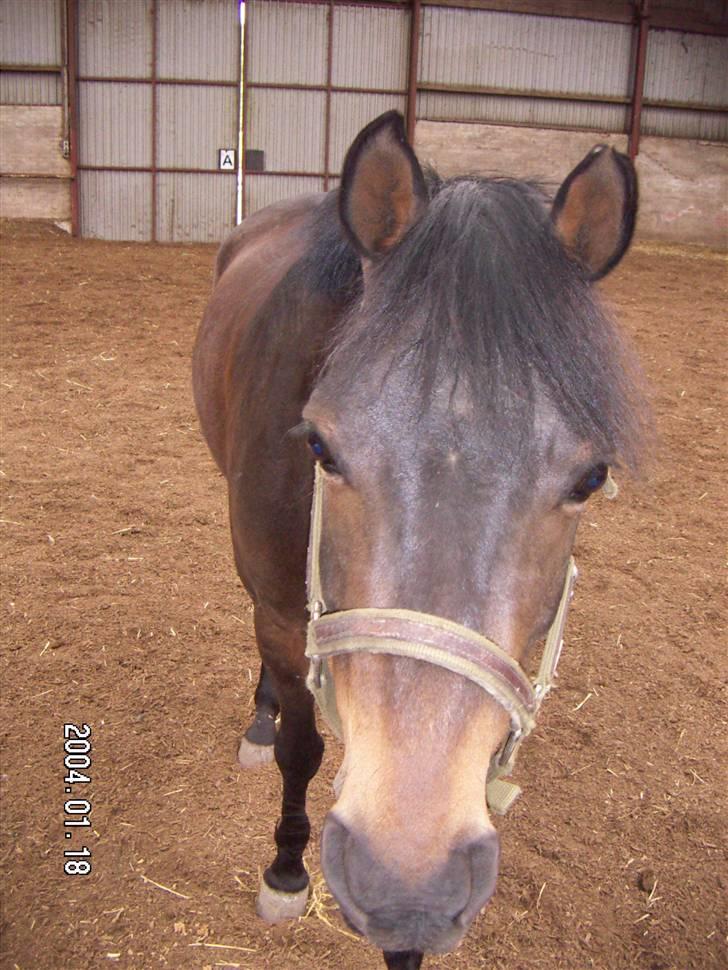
[0,104,71,228]
[414,120,728,249]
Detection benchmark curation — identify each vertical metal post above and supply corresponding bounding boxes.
[406,0,421,145]
[323,0,334,191]
[151,0,158,241]
[237,0,246,224]
[65,0,80,236]
[628,0,650,160]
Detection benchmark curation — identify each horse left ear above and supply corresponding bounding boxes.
[551,145,637,281]
[339,111,428,260]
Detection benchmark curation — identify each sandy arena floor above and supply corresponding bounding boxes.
[0,219,726,970]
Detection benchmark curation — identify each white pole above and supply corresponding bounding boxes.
[236,0,246,224]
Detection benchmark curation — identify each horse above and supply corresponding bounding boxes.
[192,111,647,969]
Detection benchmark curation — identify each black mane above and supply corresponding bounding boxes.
[297,174,649,471]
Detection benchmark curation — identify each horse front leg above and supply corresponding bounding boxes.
[254,612,324,922]
[237,662,279,767]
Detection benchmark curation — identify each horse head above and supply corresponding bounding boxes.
[301,112,644,954]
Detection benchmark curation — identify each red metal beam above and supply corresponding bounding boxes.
[324,0,334,191]
[76,75,239,88]
[248,81,406,96]
[406,0,422,144]
[241,0,249,218]
[0,62,64,72]
[151,0,158,242]
[76,165,239,175]
[65,0,80,237]
[628,0,650,159]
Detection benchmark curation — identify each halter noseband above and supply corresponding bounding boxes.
[304,464,579,814]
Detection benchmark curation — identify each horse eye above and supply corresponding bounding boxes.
[568,463,608,503]
[307,432,338,474]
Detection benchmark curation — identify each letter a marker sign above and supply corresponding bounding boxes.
[218,149,237,171]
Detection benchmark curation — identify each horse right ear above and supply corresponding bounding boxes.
[551,144,638,281]
[339,111,428,260]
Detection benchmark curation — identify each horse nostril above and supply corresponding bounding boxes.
[455,829,500,927]
[322,812,501,952]
[321,812,372,935]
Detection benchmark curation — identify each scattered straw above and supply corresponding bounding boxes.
[648,879,661,906]
[140,873,191,899]
[633,241,727,262]
[304,870,363,943]
[574,692,593,712]
[569,762,594,776]
[188,942,257,953]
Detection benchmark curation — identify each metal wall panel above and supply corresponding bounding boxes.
[156,172,236,242]
[76,0,240,241]
[156,84,238,169]
[418,92,629,134]
[79,169,152,240]
[247,88,326,171]
[420,8,633,100]
[78,82,152,166]
[0,0,63,105]
[644,29,728,110]
[332,5,408,90]
[0,72,62,105]
[246,174,324,215]
[329,92,407,173]
[157,0,239,82]
[641,107,728,142]
[0,0,62,67]
[247,1,327,85]
[78,0,152,78]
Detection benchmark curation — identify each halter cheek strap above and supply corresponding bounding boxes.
[304,463,579,814]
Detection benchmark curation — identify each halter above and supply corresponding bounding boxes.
[304,464,586,814]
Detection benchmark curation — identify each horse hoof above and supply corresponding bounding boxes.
[256,880,309,923]
[237,736,275,769]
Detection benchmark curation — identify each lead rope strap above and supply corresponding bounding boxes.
[486,557,577,815]
[533,557,578,706]
[306,464,327,621]
[488,476,613,813]
[305,467,343,737]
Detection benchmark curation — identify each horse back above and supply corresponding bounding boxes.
[193,193,326,474]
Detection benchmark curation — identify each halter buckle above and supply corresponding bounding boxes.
[310,655,323,689]
[497,728,522,769]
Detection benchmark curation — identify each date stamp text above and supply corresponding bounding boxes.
[63,723,92,875]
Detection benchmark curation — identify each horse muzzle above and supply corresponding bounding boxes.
[321,811,500,954]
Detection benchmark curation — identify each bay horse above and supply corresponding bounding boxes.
[192,112,646,968]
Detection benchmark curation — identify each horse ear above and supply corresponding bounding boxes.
[339,111,428,260]
[551,145,637,281]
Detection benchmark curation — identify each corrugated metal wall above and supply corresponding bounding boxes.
[2,1,725,234]
[420,8,632,96]
[329,4,408,173]
[416,6,727,141]
[0,0,64,105]
[242,2,725,220]
[77,0,151,240]
[418,7,634,134]
[642,29,728,140]
[244,0,407,216]
[77,0,239,241]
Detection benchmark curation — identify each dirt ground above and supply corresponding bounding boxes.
[0,218,725,970]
